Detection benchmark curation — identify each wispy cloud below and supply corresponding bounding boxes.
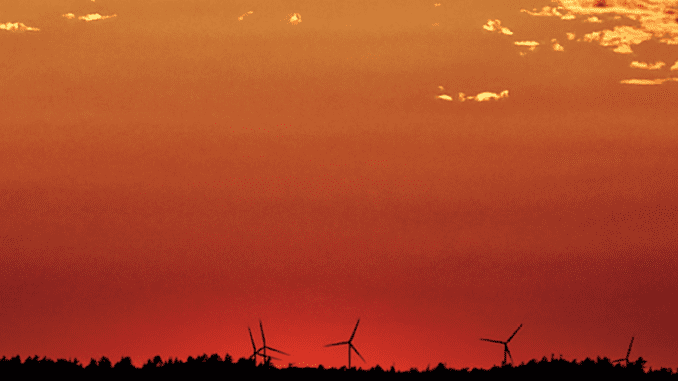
[459,90,510,102]
[671,60,678,71]
[514,40,540,52]
[238,11,254,21]
[0,22,40,32]
[521,6,576,20]
[630,61,666,70]
[620,77,678,85]
[435,89,510,102]
[482,19,513,35]
[78,13,117,22]
[586,16,603,23]
[62,13,76,20]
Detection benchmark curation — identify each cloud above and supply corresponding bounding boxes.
[582,25,653,53]
[619,77,678,85]
[288,13,302,25]
[62,13,76,19]
[521,6,576,20]
[566,32,576,40]
[586,16,603,22]
[671,60,678,70]
[238,11,254,21]
[482,19,514,35]
[78,13,117,22]
[0,22,40,32]
[459,90,510,102]
[435,89,510,102]
[548,1,678,52]
[630,61,666,70]
[552,39,565,51]
[515,40,540,51]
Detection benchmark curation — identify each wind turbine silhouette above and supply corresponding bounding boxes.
[480,324,522,366]
[325,319,365,369]
[258,320,290,366]
[612,336,634,366]
[248,326,279,365]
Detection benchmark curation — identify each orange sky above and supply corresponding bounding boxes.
[2,0,678,371]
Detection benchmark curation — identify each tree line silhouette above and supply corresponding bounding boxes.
[1,353,676,380]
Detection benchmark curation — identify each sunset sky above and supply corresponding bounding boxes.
[2,0,678,371]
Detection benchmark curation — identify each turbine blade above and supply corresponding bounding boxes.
[626,337,634,360]
[350,319,360,342]
[507,324,522,343]
[351,344,366,362]
[266,347,290,356]
[249,327,257,352]
[480,338,504,344]
[259,320,266,346]
[506,347,514,364]
[325,342,349,347]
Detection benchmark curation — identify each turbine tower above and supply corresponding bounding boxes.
[613,336,635,366]
[258,320,290,366]
[480,323,522,366]
[325,319,365,369]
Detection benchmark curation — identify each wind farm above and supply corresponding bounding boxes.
[2,0,678,379]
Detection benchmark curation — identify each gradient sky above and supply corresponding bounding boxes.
[2,0,678,371]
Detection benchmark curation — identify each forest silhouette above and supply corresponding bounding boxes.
[1,353,676,380]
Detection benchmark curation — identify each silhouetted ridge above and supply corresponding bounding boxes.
[0,353,674,380]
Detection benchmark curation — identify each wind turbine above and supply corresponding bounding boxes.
[480,324,522,366]
[612,336,634,366]
[248,326,279,365]
[258,320,290,366]
[325,319,365,369]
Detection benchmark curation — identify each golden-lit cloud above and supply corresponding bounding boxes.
[619,77,678,85]
[482,19,513,35]
[288,13,302,25]
[238,11,254,21]
[566,32,576,40]
[458,90,509,102]
[521,6,576,20]
[515,40,540,52]
[78,13,117,22]
[671,60,678,70]
[62,13,76,20]
[552,39,565,51]
[547,1,678,52]
[630,61,666,70]
[435,88,510,102]
[586,16,603,23]
[582,26,653,53]
[0,22,40,32]
[434,3,442,7]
